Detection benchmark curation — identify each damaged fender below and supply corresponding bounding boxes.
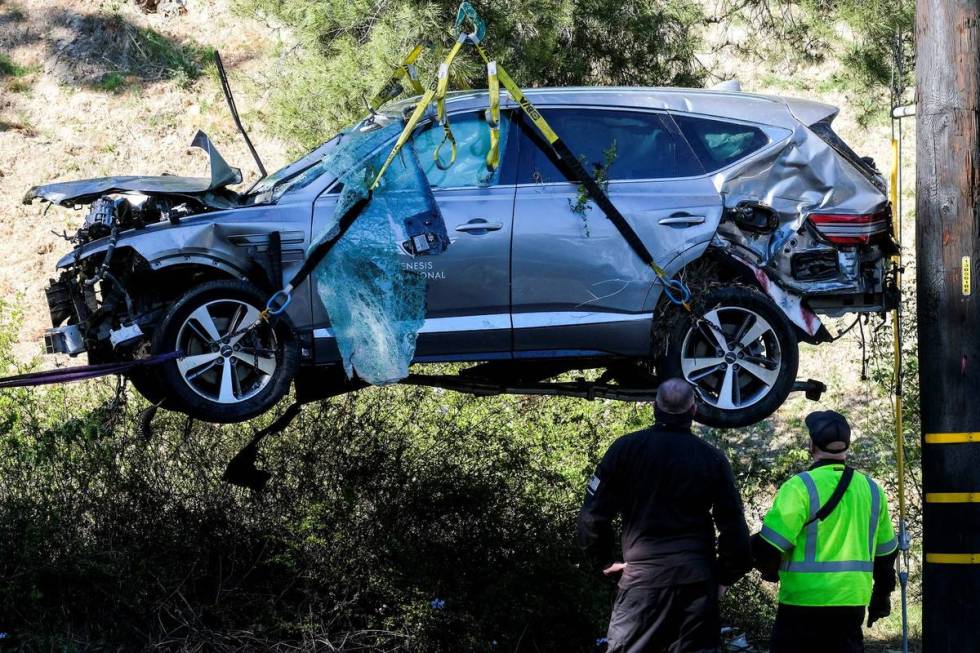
[53,212,289,280]
[721,243,824,338]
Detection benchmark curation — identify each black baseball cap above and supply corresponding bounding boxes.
[805,410,851,452]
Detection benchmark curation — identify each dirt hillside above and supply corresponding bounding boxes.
[0,0,289,361]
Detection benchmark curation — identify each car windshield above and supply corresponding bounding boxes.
[245,112,402,203]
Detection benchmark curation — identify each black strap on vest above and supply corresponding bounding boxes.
[804,466,856,525]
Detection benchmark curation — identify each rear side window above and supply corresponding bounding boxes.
[673,115,769,172]
[516,109,703,184]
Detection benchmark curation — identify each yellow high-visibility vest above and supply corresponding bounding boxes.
[760,463,898,606]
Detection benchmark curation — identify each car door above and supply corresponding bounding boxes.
[511,107,722,357]
[310,109,517,362]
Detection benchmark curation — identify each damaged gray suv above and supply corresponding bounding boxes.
[26,87,896,427]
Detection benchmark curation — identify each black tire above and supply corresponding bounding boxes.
[147,280,299,424]
[662,285,798,428]
[127,365,177,408]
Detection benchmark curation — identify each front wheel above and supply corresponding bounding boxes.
[147,280,299,423]
[662,286,799,428]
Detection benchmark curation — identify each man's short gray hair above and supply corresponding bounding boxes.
[656,377,695,414]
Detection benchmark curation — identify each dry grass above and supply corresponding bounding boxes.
[0,0,290,361]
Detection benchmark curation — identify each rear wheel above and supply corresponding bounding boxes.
[146,280,299,423]
[663,286,798,428]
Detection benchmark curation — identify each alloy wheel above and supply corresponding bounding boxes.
[679,306,782,411]
[175,299,278,404]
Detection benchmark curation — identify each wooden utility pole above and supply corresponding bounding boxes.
[916,1,980,650]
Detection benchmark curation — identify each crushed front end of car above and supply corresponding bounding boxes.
[27,131,244,363]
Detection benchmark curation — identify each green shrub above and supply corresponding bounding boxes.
[0,316,646,650]
[0,279,921,650]
[235,0,706,151]
[94,71,129,92]
[0,53,29,78]
[131,25,214,85]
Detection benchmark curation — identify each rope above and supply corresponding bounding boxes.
[889,30,911,650]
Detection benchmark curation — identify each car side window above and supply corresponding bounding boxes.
[673,115,769,172]
[516,109,702,184]
[412,111,511,188]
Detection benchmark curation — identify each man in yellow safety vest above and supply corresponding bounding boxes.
[753,410,899,652]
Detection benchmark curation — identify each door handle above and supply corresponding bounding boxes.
[658,215,706,226]
[455,220,503,233]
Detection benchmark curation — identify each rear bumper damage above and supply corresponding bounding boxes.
[709,114,895,325]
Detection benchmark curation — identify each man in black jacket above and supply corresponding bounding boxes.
[577,378,752,653]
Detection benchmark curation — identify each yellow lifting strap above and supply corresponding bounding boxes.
[369,85,436,191]
[369,38,465,191]
[473,43,558,143]
[485,60,501,171]
[365,5,695,315]
[434,60,458,170]
[369,43,426,111]
[888,103,912,653]
[366,33,693,310]
[888,135,907,526]
[470,43,688,307]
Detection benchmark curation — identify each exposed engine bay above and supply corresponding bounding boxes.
[32,131,243,361]
[44,195,190,357]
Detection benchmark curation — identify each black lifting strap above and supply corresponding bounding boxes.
[288,195,371,292]
[548,139,657,269]
[258,193,372,322]
[223,400,306,491]
[805,466,856,525]
[516,116,658,270]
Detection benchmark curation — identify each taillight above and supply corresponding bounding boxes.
[808,210,891,246]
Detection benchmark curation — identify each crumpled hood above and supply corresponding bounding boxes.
[23,131,242,208]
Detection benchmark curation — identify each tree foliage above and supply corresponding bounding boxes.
[237,0,706,150]
[798,0,914,118]
[717,0,915,123]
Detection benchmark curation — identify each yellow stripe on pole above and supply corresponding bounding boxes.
[926,553,980,564]
[963,256,972,296]
[925,492,980,503]
[925,432,980,444]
